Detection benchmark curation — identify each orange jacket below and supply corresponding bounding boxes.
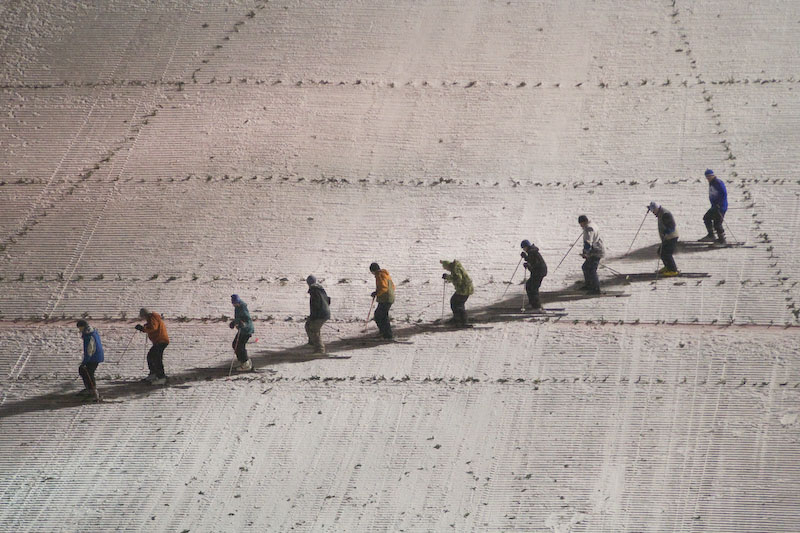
[374,269,395,304]
[143,312,169,344]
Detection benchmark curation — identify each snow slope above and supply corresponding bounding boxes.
[1,1,799,531]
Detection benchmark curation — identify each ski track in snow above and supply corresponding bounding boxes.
[1,0,800,531]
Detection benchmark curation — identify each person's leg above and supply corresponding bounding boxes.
[146,345,157,377]
[305,320,314,344]
[375,302,393,339]
[713,211,725,241]
[587,257,601,292]
[582,259,591,286]
[235,332,251,363]
[702,208,715,238]
[374,303,388,337]
[451,293,468,325]
[529,273,544,309]
[79,363,93,390]
[661,238,678,271]
[153,343,167,378]
[309,319,326,352]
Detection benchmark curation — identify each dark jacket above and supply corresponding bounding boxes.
[81,326,104,364]
[656,208,679,241]
[308,284,331,320]
[522,245,548,276]
[233,302,255,335]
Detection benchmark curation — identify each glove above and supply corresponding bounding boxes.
[581,253,587,259]
[371,291,376,298]
[442,273,448,280]
[520,251,527,259]
[135,324,144,332]
[523,262,529,270]
[229,321,235,329]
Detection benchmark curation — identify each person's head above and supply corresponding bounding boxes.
[369,262,380,274]
[440,260,454,272]
[139,308,150,319]
[578,215,589,228]
[306,275,317,286]
[231,294,241,306]
[520,239,532,250]
[648,201,661,215]
[76,319,89,333]
[705,169,715,182]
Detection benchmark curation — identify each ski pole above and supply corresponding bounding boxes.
[501,256,524,298]
[441,280,446,319]
[520,267,528,312]
[229,330,240,376]
[723,219,738,244]
[626,209,650,255]
[362,295,376,332]
[112,331,137,365]
[552,233,583,274]
[599,263,624,276]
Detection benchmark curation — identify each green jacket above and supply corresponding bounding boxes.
[441,260,474,296]
[234,302,255,335]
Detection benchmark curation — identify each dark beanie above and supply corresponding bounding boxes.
[369,262,380,272]
[578,215,588,224]
[76,319,89,329]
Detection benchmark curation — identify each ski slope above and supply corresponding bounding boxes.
[1,1,799,531]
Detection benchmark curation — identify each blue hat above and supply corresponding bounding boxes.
[520,239,531,248]
[306,275,316,285]
[648,201,660,212]
[231,294,241,304]
[704,169,715,176]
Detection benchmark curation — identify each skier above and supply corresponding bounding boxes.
[369,262,395,340]
[76,319,104,398]
[699,169,728,243]
[135,308,169,384]
[440,259,474,326]
[578,215,605,294]
[648,202,680,276]
[520,240,548,310]
[305,275,331,354]
[229,294,254,371]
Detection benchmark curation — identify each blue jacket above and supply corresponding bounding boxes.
[82,327,104,364]
[708,177,728,213]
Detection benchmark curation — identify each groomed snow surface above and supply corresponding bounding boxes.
[1,1,799,531]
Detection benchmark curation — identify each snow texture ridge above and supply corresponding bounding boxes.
[1,0,800,531]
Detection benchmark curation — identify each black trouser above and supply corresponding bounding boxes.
[147,342,169,378]
[703,206,725,237]
[233,331,251,363]
[525,270,546,309]
[660,237,678,272]
[79,362,99,390]
[374,302,393,339]
[582,256,601,291]
[450,293,469,325]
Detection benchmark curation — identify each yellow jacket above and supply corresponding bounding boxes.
[374,269,395,304]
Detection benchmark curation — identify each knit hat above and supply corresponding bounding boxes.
[648,202,660,212]
[139,308,149,319]
[520,239,531,248]
[369,262,380,272]
[578,215,589,224]
[704,169,715,177]
[306,275,316,286]
[231,294,241,305]
[76,319,89,329]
